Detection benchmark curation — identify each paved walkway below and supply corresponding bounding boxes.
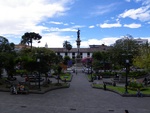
[0,69,150,113]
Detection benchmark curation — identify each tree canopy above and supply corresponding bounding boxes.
[0,36,15,52]
[63,40,72,51]
[109,36,139,67]
[133,44,150,71]
[20,32,42,48]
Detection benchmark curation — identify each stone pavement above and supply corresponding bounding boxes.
[0,69,150,113]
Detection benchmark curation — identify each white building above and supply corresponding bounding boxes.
[134,38,148,45]
[116,36,148,45]
[49,44,109,59]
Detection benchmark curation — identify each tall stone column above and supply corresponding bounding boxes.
[76,29,81,58]
[76,29,82,66]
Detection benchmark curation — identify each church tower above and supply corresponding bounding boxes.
[45,43,48,48]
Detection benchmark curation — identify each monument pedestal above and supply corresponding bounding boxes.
[75,57,82,68]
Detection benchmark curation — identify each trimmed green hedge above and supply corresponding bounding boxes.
[120,71,148,78]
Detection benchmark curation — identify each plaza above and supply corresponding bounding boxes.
[0,69,150,113]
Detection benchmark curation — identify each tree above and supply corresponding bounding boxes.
[0,36,16,78]
[109,36,139,68]
[63,41,70,49]
[20,32,42,49]
[3,52,17,78]
[92,51,111,71]
[63,56,71,65]
[133,44,150,71]
[63,40,72,52]
[16,47,58,83]
[57,65,62,84]
[92,51,103,61]
[0,36,15,52]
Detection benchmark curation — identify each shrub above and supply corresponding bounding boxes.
[128,78,144,90]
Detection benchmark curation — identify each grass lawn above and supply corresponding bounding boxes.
[60,73,72,81]
[87,74,95,80]
[92,83,150,95]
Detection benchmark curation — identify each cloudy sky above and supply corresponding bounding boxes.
[0,0,150,48]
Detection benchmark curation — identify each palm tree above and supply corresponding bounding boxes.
[63,41,70,49]
[21,32,42,49]
[66,44,72,51]
[63,41,72,56]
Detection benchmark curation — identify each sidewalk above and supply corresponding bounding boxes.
[0,68,150,113]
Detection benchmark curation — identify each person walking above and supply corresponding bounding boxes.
[125,110,129,113]
[76,70,77,75]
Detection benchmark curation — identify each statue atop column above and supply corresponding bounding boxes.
[76,29,81,57]
[76,29,81,67]
[77,29,80,40]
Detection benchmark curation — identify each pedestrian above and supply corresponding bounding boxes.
[64,79,67,83]
[144,77,147,86]
[47,79,50,84]
[125,110,129,113]
[103,82,106,90]
[136,88,143,97]
[76,70,77,75]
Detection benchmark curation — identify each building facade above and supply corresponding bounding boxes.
[116,37,148,45]
[49,44,109,59]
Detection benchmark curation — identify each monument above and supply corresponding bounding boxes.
[75,29,82,67]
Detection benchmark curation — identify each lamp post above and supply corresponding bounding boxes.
[91,59,93,82]
[125,59,129,94]
[37,58,41,90]
[123,36,131,94]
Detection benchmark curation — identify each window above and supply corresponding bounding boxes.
[87,52,90,57]
[57,52,60,55]
[65,52,67,56]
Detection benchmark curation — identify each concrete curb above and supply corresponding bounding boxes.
[0,83,70,94]
[91,84,150,97]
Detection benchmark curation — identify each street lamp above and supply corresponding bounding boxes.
[125,59,129,94]
[91,60,93,82]
[36,51,43,90]
[123,36,131,94]
[37,58,41,90]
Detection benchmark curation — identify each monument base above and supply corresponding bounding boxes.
[75,58,82,67]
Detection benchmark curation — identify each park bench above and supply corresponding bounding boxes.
[29,77,44,82]
[113,78,126,83]
[10,85,29,95]
[103,81,116,86]
[17,89,29,94]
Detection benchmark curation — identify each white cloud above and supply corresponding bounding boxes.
[78,37,120,48]
[0,0,71,35]
[119,6,150,21]
[142,0,150,5]
[124,23,141,28]
[49,21,69,26]
[45,25,84,32]
[125,0,131,2]
[33,32,74,48]
[49,21,64,25]
[91,3,119,16]
[135,0,142,2]
[89,25,95,28]
[47,27,77,32]
[99,22,122,28]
